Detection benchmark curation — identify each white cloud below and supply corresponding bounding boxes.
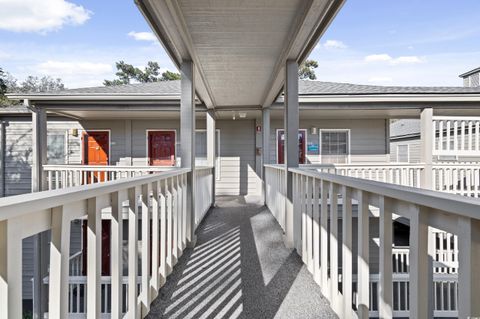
[368,76,393,83]
[365,54,424,65]
[364,54,393,62]
[128,31,158,42]
[391,56,423,65]
[0,0,92,33]
[323,40,347,49]
[37,61,112,76]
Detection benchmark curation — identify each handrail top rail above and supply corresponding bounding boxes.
[433,116,480,121]
[43,164,213,171]
[265,163,426,169]
[0,168,191,221]
[288,167,480,221]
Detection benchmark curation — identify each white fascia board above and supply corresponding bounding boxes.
[6,94,182,101]
[294,94,480,103]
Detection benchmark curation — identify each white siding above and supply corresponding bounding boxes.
[391,139,421,163]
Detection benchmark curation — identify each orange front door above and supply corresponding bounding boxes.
[148,131,176,166]
[83,131,109,182]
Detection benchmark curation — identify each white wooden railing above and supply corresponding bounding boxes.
[433,116,480,157]
[194,166,214,228]
[44,164,176,190]
[332,163,423,188]
[266,167,480,318]
[433,162,480,197]
[264,165,287,230]
[0,168,209,318]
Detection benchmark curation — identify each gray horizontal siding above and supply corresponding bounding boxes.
[269,119,388,164]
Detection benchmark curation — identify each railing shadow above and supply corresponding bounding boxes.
[146,196,313,319]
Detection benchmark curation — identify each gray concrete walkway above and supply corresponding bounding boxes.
[147,196,337,319]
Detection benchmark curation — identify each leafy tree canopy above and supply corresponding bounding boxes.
[104,61,180,86]
[0,68,66,105]
[298,59,319,80]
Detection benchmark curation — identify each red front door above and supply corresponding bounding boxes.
[148,131,176,166]
[277,130,306,164]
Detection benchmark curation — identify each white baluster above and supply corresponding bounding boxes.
[127,187,139,317]
[379,196,393,318]
[409,205,431,318]
[49,205,72,319]
[141,183,151,315]
[87,197,102,318]
[342,186,353,318]
[357,190,370,319]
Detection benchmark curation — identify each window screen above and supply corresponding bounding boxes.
[47,133,66,164]
[397,144,409,163]
[321,131,349,163]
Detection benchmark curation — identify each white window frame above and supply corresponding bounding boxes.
[396,144,410,163]
[319,129,351,164]
[195,129,221,180]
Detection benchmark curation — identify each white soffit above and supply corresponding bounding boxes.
[137,0,345,109]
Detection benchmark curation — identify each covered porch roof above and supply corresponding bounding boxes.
[135,0,345,109]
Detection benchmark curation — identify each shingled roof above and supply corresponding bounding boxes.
[9,80,480,97]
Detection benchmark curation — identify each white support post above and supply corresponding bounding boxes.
[409,205,431,319]
[342,186,353,318]
[357,190,370,319]
[284,60,299,250]
[48,206,71,319]
[128,187,139,318]
[262,107,271,204]
[0,220,22,319]
[379,196,393,319]
[457,216,480,318]
[87,197,102,319]
[31,105,48,318]
[111,190,125,319]
[32,105,47,192]
[206,109,216,206]
[180,60,196,246]
[141,184,151,316]
[420,108,433,189]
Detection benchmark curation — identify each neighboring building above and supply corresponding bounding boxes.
[460,67,480,87]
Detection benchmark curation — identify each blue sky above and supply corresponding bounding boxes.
[1,0,479,88]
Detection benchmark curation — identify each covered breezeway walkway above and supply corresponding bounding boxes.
[146,196,337,319]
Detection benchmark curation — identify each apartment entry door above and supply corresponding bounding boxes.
[277,129,306,164]
[148,131,176,166]
[83,131,109,184]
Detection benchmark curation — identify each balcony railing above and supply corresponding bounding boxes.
[44,164,177,190]
[0,167,214,318]
[433,116,480,157]
[265,164,480,318]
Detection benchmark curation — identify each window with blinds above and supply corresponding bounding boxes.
[320,130,349,164]
[396,144,409,163]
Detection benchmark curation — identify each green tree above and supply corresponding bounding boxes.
[104,61,181,86]
[298,59,319,80]
[0,69,66,105]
